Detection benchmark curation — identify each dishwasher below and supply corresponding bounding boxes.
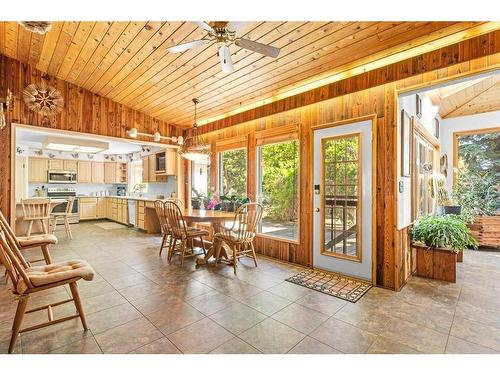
[128,200,136,226]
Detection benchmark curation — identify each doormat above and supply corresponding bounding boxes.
[286,269,372,303]
[93,222,127,230]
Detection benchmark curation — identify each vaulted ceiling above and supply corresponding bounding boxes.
[428,72,500,118]
[1,21,497,127]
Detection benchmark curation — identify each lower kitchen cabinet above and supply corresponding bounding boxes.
[79,198,98,220]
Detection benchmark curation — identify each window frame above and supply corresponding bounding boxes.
[190,160,210,198]
[411,117,439,221]
[217,147,248,197]
[255,137,300,243]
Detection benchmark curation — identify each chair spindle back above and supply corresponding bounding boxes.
[21,198,51,220]
[163,201,188,239]
[227,203,264,242]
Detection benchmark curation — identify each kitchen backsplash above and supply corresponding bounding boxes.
[29,178,176,199]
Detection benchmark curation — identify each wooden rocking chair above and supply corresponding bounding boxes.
[0,228,94,353]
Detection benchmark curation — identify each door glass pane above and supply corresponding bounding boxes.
[322,134,360,260]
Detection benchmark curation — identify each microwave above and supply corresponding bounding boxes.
[48,170,77,184]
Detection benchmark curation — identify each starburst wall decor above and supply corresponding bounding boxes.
[23,82,64,116]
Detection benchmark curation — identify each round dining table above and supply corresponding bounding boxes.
[181,209,237,265]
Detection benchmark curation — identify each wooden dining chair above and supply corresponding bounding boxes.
[154,200,171,256]
[163,201,208,265]
[21,198,51,237]
[0,228,94,354]
[0,210,56,265]
[214,203,263,274]
[50,197,75,239]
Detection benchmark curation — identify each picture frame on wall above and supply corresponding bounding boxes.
[401,109,412,177]
[416,94,422,118]
[434,117,440,138]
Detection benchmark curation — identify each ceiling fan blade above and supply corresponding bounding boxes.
[167,39,210,53]
[194,21,213,32]
[226,21,247,34]
[235,38,280,58]
[219,45,234,73]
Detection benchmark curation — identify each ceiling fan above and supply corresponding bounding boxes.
[166,21,280,73]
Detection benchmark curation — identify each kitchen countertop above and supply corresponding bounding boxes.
[78,195,168,202]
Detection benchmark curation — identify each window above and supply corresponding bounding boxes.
[322,134,360,259]
[257,139,299,241]
[191,160,210,197]
[455,130,499,180]
[219,148,247,196]
[128,160,146,192]
[413,132,436,219]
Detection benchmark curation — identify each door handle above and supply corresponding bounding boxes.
[315,208,320,213]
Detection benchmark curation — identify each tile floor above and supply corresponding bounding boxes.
[1,221,499,354]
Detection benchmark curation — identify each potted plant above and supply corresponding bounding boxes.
[411,214,477,282]
[191,188,203,209]
[430,174,461,215]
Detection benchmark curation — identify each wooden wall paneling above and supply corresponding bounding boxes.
[0,54,182,221]
[184,33,500,289]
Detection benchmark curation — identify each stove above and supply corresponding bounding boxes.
[47,187,79,223]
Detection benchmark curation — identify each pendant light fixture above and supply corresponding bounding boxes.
[178,98,211,162]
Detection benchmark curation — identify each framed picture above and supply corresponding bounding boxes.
[401,109,412,177]
[433,117,440,138]
[416,94,422,118]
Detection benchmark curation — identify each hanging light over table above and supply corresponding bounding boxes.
[178,98,211,162]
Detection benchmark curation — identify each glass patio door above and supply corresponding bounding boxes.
[313,119,374,282]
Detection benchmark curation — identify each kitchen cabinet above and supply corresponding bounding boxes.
[116,163,127,184]
[28,157,48,182]
[48,159,64,171]
[79,197,98,220]
[165,148,177,175]
[148,154,156,182]
[92,162,105,183]
[97,197,107,218]
[64,160,78,172]
[78,161,92,183]
[142,157,149,182]
[104,162,116,183]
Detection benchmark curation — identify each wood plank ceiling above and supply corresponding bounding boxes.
[429,73,500,118]
[0,21,495,127]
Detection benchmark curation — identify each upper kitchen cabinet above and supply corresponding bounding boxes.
[165,148,178,175]
[116,163,127,184]
[92,162,105,183]
[28,157,48,182]
[48,159,63,171]
[64,160,78,172]
[148,154,157,183]
[104,162,116,184]
[142,157,149,183]
[154,149,178,176]
[78,161,92,183]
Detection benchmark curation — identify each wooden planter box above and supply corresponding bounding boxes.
[468,215,500,248]
[412,244,461,283]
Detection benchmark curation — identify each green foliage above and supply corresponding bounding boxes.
[453,163,500,223]
[457,132,499,177]
[221,149,247,197]
[411,214,477,250]
[260,141,299,221]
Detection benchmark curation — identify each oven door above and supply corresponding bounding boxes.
[48,171,77,184]
[50,197,79,223]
